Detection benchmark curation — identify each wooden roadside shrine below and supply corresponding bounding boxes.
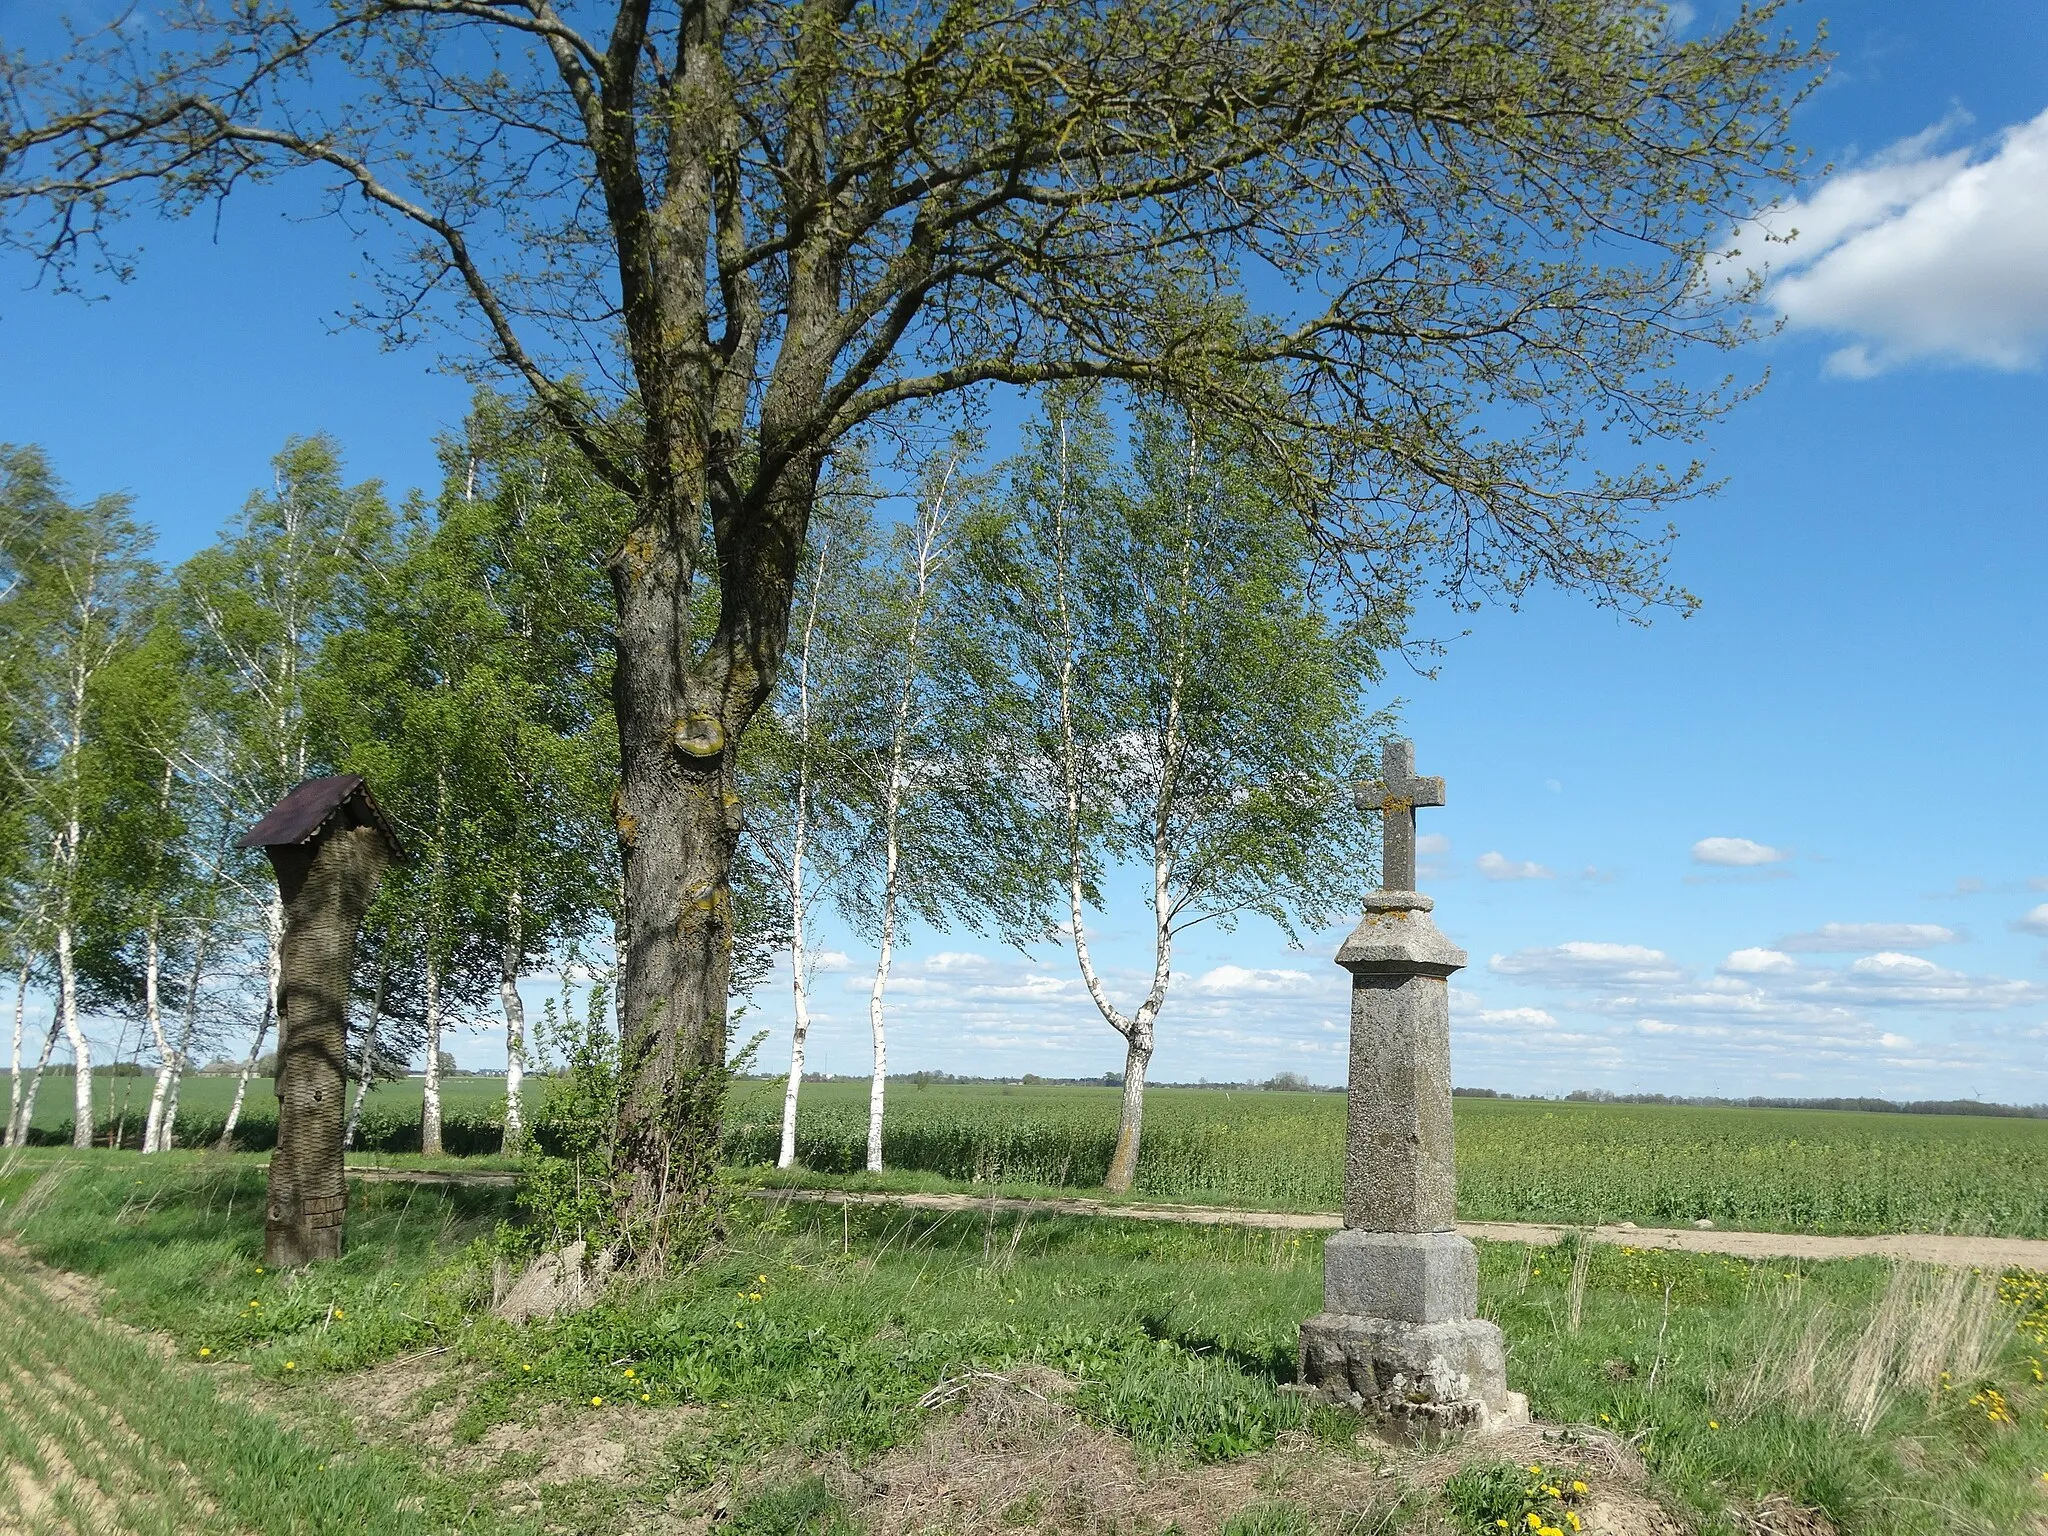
[238,775,402,1266]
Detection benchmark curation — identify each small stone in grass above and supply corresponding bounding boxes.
[1694,1219,1715,1230]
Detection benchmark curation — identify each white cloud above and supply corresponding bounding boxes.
[2016,904,2048,937]
[1477,851,1554,882]
[1723,947,1798,975]
[1731,109,2048,374]
[1776,922,1960,952]
[1472,1007,1559,1030]
[811,949,854,972]
[921,951,992,972]
[1416,833,1451,856]
[1490,942,1686,987]
[1189,965,1319,997]
[1691,836,1788,867]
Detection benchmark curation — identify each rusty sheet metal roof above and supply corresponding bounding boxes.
[236,774,404,856]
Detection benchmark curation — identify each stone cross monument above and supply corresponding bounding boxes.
[1295,737,1525,1434]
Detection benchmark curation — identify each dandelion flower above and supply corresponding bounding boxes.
[735,1319,746,1330]
[624,1368,636,1378]
[1571,1482,1587,1495]
[334,1308,344,1318]
[284,1361,297,1371]
[199,1347,212,1358]
[1708,1420,1719,1430]
[591,1397,603,1407]
[1526,1516,1542,1531]
[641,1393,651,1402]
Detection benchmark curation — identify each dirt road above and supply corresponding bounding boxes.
[755,1187,2048,1270]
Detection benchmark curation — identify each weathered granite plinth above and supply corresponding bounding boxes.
[1297,1312,1524,1434]
[1296,872,1524,1437]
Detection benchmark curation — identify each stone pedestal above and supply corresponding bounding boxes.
[1296,890,1525,1436]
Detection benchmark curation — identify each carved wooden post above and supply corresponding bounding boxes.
[238,776,401,1266]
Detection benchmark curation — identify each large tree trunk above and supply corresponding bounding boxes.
[420,952,444,1158]
[264,824,389,1265]
[500,884,526,1153]
[608,468,817,1255]
[55,924,91,1149]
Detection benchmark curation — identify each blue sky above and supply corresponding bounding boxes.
[4,1,2046,1099]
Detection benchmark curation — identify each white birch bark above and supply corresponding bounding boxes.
[55,923,93,1148]
[220,897,283,1149]
[139,920,170,1152]
[421,952,444,1157]
[152,936,207,1153]
[218,999,271,1150]
[779,532,833,1170]
[500,884,526,1153]
[5,956,29,1147]
[14,1014,63,1147]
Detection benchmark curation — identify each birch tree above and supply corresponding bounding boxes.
[0,446,160,1148]
[5,0,1815,1257]
[967,390,1386,1191]
[177,438,395,1143]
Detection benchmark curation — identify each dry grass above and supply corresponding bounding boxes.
[831,1368,1677,1536]
[1730,1262,2009,1433]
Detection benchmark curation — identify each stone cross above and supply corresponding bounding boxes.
[1295,735,1524,1437]
[1352,738,1445,894]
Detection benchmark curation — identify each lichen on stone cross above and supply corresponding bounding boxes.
[1351,738,1446,893]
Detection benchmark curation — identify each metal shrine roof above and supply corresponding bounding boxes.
[235,774,404,857]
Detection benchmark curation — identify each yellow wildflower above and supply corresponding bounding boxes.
[1708,1421,1719,1430]
[1571,1482,1587,1496]
[624,1368,636,1378]
[641,1393,651,1402]
[199,1347,212,1358]
[284,1361,297,1371]
[591,1396,603,1407]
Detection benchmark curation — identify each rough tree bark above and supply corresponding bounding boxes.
[264,823,390,1265]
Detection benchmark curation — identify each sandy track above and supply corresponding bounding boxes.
[757,1187,2048,1270]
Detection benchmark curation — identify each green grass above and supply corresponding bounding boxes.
[20,1071,2048,1236]
[6,1147,2048,1535]
[0,1228,536,1532]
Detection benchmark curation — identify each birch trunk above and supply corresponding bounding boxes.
[863,464,955,1176]
[778,533,831,1172]
[138,920,170,1152]
[500,885,526,1154]
[152,936,207,1153]
[55,923,92,1148]
[221,897,285,1149]
[14,1015,62,1147]
[343,961,387,1151]
[218,1000,271,1150]
[420,952,443,1157]
[5,956,28,1146]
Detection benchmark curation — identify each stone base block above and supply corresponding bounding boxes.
[1296,1312,1526,1439]
[1322,1229,1476,1323]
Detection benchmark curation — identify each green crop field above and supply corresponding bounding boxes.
[733,1080,2048,1238]
[14,1071,2048,1237]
